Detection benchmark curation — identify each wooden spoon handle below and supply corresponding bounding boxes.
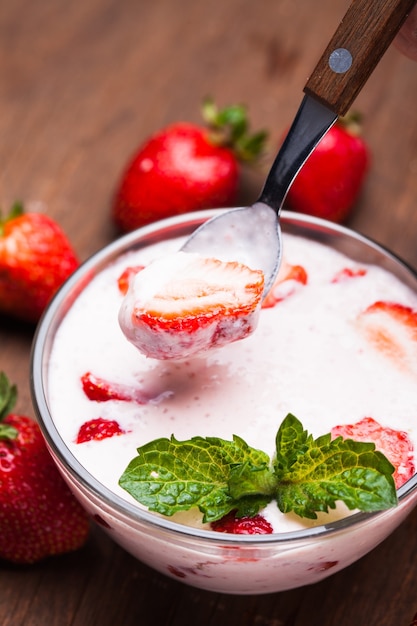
[304,0,416,116]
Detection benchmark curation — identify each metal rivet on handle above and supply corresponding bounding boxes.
[328,48,353,73]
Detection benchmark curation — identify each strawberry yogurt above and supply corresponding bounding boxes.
[35,211,417,594]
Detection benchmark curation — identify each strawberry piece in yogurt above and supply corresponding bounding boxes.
[356,301,417,372]
[331,416,415,488]
[81,371,169,404]
[331,267,367,283]
[118,265,145,295]
[262,261,307,309]
[118,251,264,360]
[76,417,126,443]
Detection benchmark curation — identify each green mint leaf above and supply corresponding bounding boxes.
[275,413,311,474]
[228,461,277,499]
[119,434,270,523]
[231,494,273,519]
[275,415,397,519]
[227,461,277,517]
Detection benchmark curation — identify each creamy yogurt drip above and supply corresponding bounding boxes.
[47,233,417,534]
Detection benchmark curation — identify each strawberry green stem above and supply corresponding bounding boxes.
[0,424,18,439]
[0,373,18,440]
[0,202,24,237]
[338,110,363,136]
[202,98,268,163]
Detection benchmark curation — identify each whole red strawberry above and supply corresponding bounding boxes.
[112,99,267,232]
[285,112,370,223]
[0,373,89,564]
[0,203,79,323]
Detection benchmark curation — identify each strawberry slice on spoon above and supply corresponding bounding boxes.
[119,252,264,360]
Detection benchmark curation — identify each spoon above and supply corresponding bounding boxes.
[181,0,416,295]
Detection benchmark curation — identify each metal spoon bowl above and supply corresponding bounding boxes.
[181,201,280,295]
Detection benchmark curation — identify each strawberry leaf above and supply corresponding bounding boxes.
[119,434,271,523]
[8,201,24,220]
[0,372,17,422]
[0,202,24,235]
[0,423,18,440]
[236,130,269,162]
[201,97,268,162]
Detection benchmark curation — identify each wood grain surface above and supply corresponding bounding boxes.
[1,0,417,624]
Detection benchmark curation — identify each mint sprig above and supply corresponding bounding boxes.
[274,414,397,518]
[119,414,397,524]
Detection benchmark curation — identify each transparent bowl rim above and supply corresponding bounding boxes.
[30,208,417,546]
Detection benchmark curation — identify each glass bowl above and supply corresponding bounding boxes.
[31,209,417,595]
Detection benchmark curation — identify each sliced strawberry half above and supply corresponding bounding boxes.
[331,416,415,488]
[119,251,265,360]
[262,261,307,309]
[356,301,417,370]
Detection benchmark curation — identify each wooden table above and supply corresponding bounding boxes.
[1,0,417,623]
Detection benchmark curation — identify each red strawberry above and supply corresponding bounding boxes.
[119,251,265,360]
[331,416,415,488]
[356,301,417,370]
[81,371,169,404]
[112,99,267,232]
[331,267,367,283]
[211,511,273,534]
[118,265,145,295]
[0,203,79,323]
[76,417,125,444]
[262,260,307,309]
[0,373,89,564]
[285,113,370,223]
